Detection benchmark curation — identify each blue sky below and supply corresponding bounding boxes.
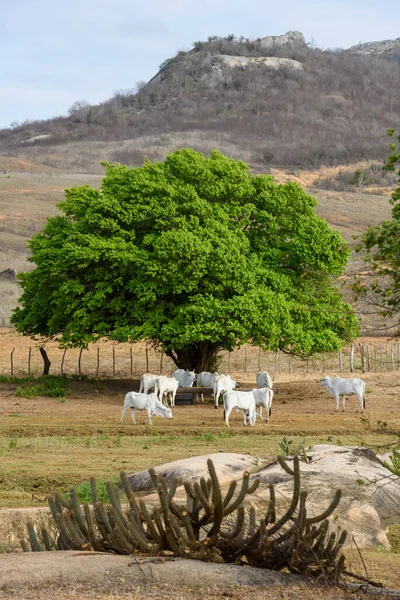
[1,0,399,128]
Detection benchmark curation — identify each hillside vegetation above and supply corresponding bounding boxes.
[1,35,400,172]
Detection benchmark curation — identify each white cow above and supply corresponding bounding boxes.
[197,371,219,402]
[256,371,273,389]
[120,392,173,425]
[155,375,180,407]
[213,374,238,408]
[252,387,274,422]
[320,376,366,412]
[172,369,196,388]
[223,390,257,427]
[139,373,160,394]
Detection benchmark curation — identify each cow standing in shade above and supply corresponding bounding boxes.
[172,369,196,387]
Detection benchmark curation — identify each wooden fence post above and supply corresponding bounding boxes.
[61,349,66,375]
[359,342,365,373]
[112,347,116,376]
[365,344,371,372]
[391,344,395,370]
[274,350,279,373]
[244,346,247,372]
[78,348,83,374]
[10,347,15,376]
[145,346,149,373]
[28,347,31,376]
[258,347,261,371]
[228,352,231,373]
[349,344,354,372]
[339,350,343,373]
[160,351,163,374]
[96,347,100,377]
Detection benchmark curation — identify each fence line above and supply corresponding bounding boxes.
[1,341,400,379]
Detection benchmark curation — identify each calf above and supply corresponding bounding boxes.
[320,376,366,412]
[223,390,257,427]
[172,369,196,388]
[120,392,173,425]
[256,371,273,389]
[155,375,180,407]
[213,374,238,408]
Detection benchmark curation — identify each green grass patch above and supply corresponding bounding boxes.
[15,375,69,399]
[0,375,32,384]
[66,477,121,504]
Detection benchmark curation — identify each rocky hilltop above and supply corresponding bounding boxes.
[348,36,400,59]
[145,31,306,90]
[1,29,400,174]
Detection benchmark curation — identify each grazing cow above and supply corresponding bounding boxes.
[197,371,219,402]
[120,392,173,425]
[252,387,274,422]
[256,371,273,389]
[155,375,180,407]
[139,373,160,394]
[320,376,366,412]
[213,374,238,408]
[223,390,257,427]
[172,369,196,388]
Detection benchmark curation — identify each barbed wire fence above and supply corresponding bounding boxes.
[2,338,400,379]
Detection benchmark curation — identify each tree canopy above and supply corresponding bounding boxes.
[353,130,400,328]
[12,149,359,371]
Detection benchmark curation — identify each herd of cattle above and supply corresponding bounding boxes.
[120,369,367,427]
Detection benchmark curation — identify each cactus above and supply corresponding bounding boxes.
[20,457,346,582]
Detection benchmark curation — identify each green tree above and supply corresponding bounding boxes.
[353,130,400,323]
[11,149,358,371]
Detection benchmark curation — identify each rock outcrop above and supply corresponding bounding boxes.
[249,445,400,550]
[220,55,304,71]
[131,445,400,550]
[258,30,306,50]
[348,37,400,59]
[125,452,263,491]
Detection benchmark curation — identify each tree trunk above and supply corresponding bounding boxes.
[165,342,221,372]
[39,347,51,375]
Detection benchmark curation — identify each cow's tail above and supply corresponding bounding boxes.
[362,381,366,410]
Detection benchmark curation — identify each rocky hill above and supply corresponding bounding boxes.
[1,31,400,173]
[349,37,400,59]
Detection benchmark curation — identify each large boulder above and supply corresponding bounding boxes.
[249,445,400,550]
[125,452,263,491]
[132,446,400,550]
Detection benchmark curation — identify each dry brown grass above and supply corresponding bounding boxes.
[0,581,377,600]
